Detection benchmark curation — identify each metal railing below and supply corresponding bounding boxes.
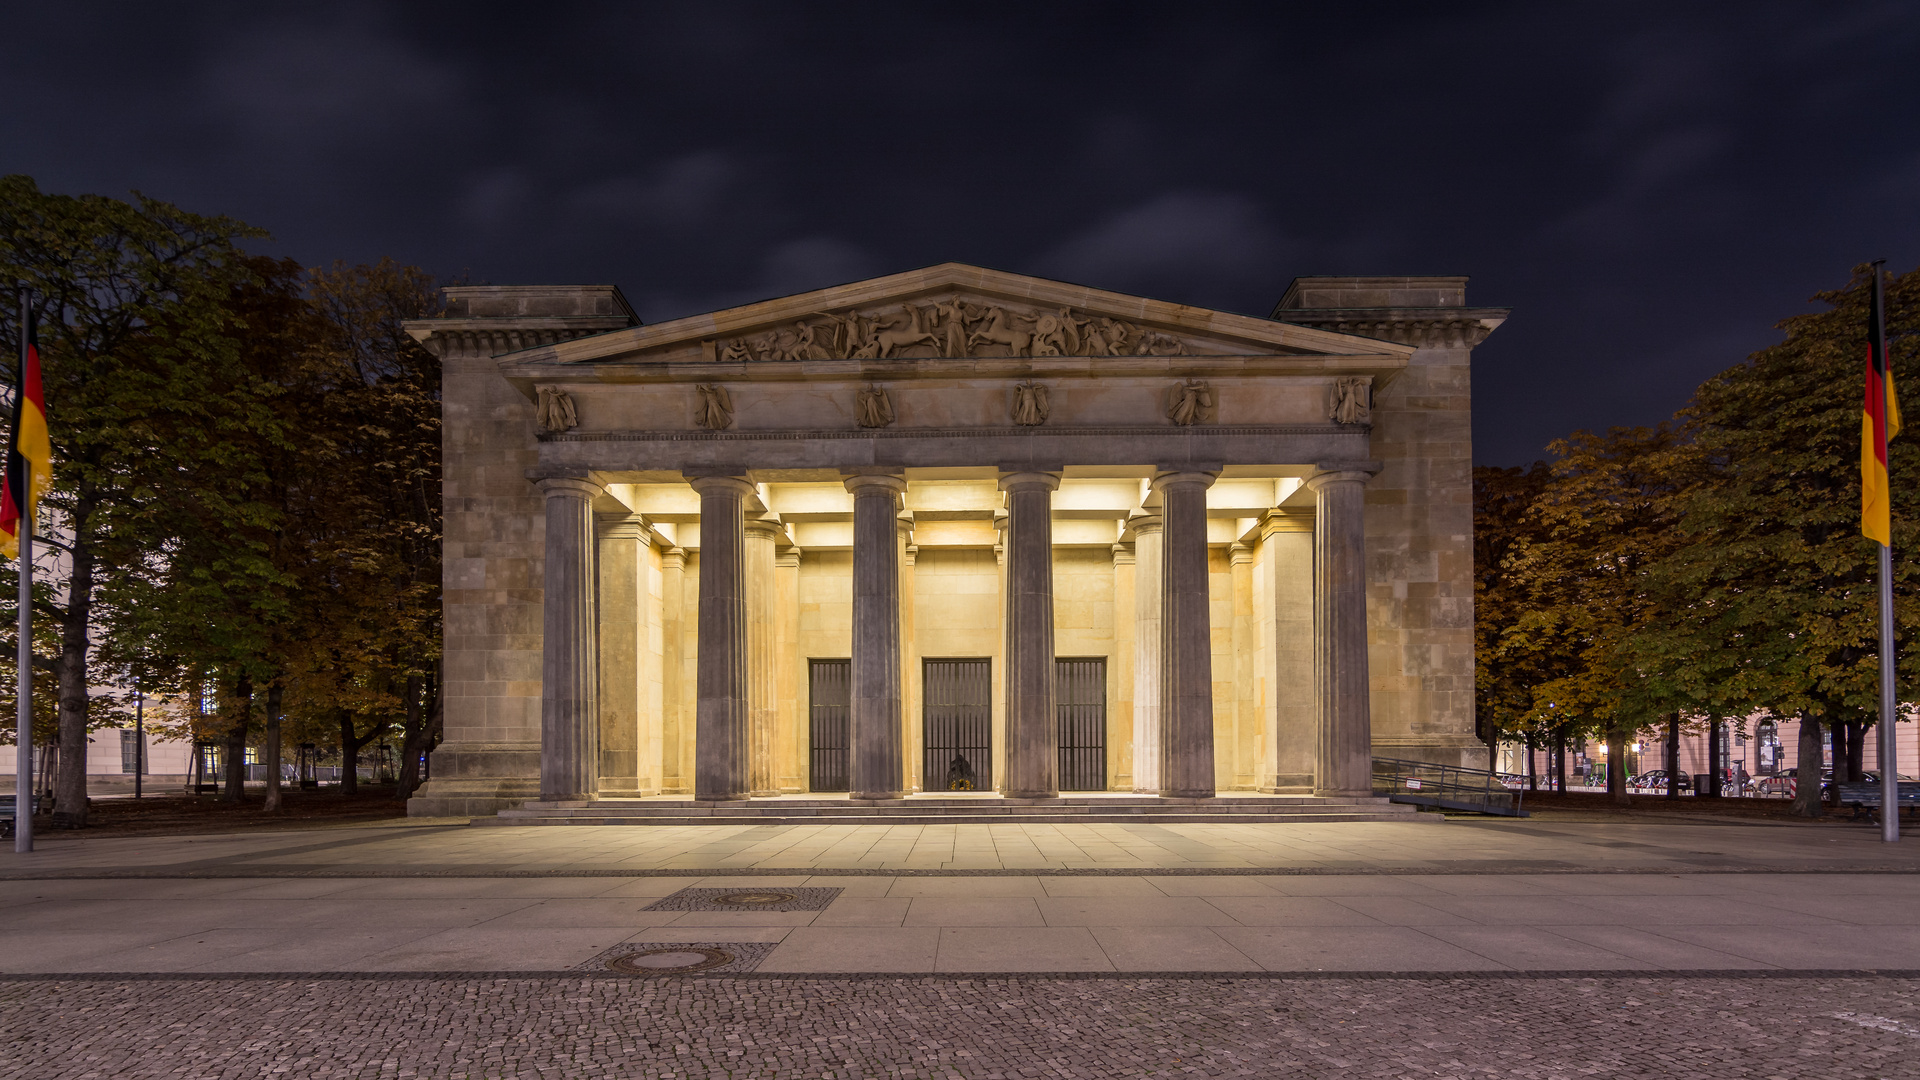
[1372,757,1529,816]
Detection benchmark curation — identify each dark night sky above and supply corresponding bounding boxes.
[3,2,1916,464]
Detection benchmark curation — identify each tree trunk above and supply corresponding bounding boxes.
[1706,721,1722,797]
[1525,734,1537,792]
[1792,712,1824,818]
[1830,720,1852,787]
[51,503,101,829]
[1665,713,1681,799]
[222,672,252,802]
[338,710,381,795]
[395,675,426,800]
[1846,718,1867,780]
[262,680,284,813]
[1553,730,1567,792]
[1607,724,1631,806]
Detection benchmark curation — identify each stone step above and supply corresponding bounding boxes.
[475,810,1424,827]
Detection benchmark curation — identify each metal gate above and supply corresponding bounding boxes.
[1055,658,1107,791]
[924,659,992,791]
[808,659,851,792]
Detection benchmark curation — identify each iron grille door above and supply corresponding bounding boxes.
[809,659,851,792]
[1055,658,1107,790]
[924,658,992,791]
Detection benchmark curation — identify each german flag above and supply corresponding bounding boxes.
[1863,266,1902,547]
[0,307,50,559]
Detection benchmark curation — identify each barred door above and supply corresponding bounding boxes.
[808,659,851,792]
[924,659,992,791]
[1055,658,1107,791]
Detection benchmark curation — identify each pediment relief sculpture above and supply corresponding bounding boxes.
[695,383,733,430]
[855,384,894,428]
[1329,377,1372,426]
[535,386,578,432]
[1011,380,1050,426]
[708,297,1198,362]
[1164,379,1214,426]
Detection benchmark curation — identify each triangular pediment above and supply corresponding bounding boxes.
[512,263,1412,367]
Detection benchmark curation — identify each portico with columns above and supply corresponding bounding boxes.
[406,265,1505,818]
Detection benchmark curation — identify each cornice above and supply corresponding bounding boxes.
[1273,307,1509,349]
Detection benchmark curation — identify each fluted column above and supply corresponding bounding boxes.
[538,476,602,802]
[690,475,753,801]
[1154,471,1217,798]
[846,473,907,799]
[1129,515,1163,794]
[744,514,781,797]
[595,512,650,796]
[1000,471,1060,799]
[1307,465,1379,796]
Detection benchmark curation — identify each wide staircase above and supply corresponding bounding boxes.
[478,792,1427,827]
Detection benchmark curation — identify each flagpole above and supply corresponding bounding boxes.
[13,286,29,854]
[1873,261,1901,843]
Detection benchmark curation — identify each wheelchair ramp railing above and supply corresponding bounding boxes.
[1372,757,1529,817]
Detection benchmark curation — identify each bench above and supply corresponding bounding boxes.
[1834,781,1920,823]
[0,794,39,839]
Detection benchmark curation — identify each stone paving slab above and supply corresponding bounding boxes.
[5,816,1918,877]
[5,872,1919,974]
[2,974,1916,1079]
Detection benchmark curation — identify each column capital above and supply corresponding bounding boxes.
[536,476,603,500]
[1127,512,1164,537]
[662,546,687,571]
[843,472,908,497]
[1229,542,1254,566]
[743,515,785,541]
[594,512,651,542]
[1259,508,1314,536]
[1305,461,1383,491]
[775,548,802,569]
[1149,470,1218,495]
[688,474,755,499]
[1111,543,1135,567]
[998,470,1061,493]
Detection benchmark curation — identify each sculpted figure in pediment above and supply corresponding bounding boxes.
[535,386,578,432]
[720,338,754,363]
[1011,380,1049,426]
[868,306,940,358]
[931,296,981,358]
[855,383,894,428]
[1329,377,1371,425]
[1134,331,1186,357]
[696,383,733,430]
[1081,316,1130,357]
[1164,379,1213,426]
[969,306,1033,356]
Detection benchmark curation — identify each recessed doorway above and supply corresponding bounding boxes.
[1055,657,1107,791]
[924,658,992,791]
[808,659,850,792]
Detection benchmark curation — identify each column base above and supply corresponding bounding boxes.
[694,792,752,802]
[750,788,781,798]
[406,741,541,817]
[1159,789,1216,799]
[853,789,904,801]
[1003,788,1059,799]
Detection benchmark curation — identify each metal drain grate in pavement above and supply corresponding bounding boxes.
[641,886,841,912]
[575,941,777,975]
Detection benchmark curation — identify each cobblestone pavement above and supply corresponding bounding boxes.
[2,974,1917,1079]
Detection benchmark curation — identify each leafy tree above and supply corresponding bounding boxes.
[0,176,266,826]
[1632,264,1920,816]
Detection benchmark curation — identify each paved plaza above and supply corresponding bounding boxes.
[4,817,1919,1076]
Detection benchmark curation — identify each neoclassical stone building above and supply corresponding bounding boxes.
[405,265,1503,817]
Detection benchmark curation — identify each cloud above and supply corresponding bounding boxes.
[569,152,737,231]
[1035,192,1293,298]
[458,167,531,231]
[200,16,461,152]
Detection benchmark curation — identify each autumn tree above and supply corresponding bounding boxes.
[1631,264,1920,817]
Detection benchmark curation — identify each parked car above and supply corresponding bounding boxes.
[1627,770,1691,793]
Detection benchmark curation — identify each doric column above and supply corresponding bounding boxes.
[1153,472,1217,798]
[1128,515,1163,794]
[538,476,603,802]
[1258,511,1316,792]
[744,514,782,797]
[1307,465,1379,796]
[1110,542,1136,791]
[1000,471,1060,799]
[660,546,689,792]
[774,547,803,792]
[690,475,753,801]
[595,512,650,796]
[845,473,907,800]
